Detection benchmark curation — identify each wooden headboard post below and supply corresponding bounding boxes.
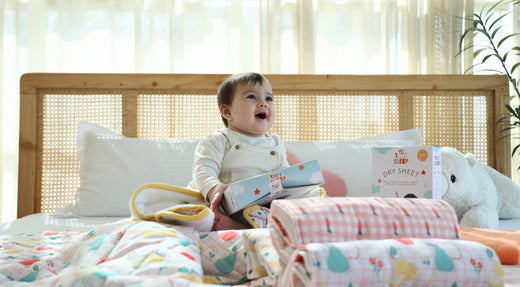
[19,76,39,218]
[18,73,511,218]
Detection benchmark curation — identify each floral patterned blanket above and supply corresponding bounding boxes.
[280,238,504,287]
[0,219,209,286]
[0,219,280,286]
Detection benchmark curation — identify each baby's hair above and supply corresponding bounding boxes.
[217,72,267,127]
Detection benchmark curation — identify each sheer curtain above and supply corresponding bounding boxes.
[0,0,506,222]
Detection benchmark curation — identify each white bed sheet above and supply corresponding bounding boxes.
[504,265,520,286]
[500,218,520,230]
[0,213,126,235]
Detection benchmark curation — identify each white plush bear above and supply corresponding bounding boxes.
[440,146,520,229]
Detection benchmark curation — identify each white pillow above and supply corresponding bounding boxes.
[59,121,200,217]
[285,129,423,197]
[57,122,421,217]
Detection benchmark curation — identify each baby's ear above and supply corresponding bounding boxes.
[220,105,232,120]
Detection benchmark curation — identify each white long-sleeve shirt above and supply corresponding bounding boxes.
[187,128,289,200]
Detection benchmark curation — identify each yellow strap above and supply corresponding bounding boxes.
[243,204,265,229]
[130,182,204,220]
[319,187,327,198]
[154,205,211,223]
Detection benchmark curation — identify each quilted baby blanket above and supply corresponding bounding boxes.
[0,218,283,286]
[0,219,210,286]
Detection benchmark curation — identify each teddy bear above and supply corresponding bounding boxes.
[440,146,520,229]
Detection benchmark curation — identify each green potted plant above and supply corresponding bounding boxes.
[459,0,520,166]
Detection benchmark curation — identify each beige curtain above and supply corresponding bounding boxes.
[0,0,510,222]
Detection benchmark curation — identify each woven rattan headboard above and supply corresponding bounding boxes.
[18,73,510,218]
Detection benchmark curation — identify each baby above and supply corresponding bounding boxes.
[187,72,321,229]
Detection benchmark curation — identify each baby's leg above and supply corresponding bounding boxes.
[211,192,249,231]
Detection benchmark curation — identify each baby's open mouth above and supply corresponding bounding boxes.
[255,112,267,119]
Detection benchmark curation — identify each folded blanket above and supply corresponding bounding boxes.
[268,197,460,265]
[129,182,214,232]
[279,238,504,287]
[242,229,282,287]
[460,226,520,265]
[199,228,282,286]
[199,230,249,285]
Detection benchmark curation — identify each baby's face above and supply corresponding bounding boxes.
[222,80,276,136]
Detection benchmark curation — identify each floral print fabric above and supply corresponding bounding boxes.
[280,238,504,287]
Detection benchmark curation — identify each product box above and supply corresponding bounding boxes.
[372,146,441,199]
[222,159,324,215]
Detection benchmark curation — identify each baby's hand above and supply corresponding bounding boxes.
[209,183,248,231]
[207,183,230,206]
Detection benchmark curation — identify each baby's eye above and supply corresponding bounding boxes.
[246,94,256,100]
[266,96,274,102]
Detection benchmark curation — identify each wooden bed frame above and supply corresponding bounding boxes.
[18,73,511,219]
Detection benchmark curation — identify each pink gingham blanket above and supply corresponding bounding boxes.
[279,238,504,287]
[268,197,460,265]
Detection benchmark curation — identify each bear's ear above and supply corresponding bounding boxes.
[465,153,479,167]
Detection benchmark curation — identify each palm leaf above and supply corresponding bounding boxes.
[506,104,516,115]
[475,28,489,36]
[473,48,489,58]
[459,28,475,50]
[512,144,520,157]
[489,12,510,31]
[491,25,503,39]
[482,53,501,63]
[455,44,475,57]
[484,0,506,18]
[503,50,510,62]
[475,68,506,74]
[498,33,520,48]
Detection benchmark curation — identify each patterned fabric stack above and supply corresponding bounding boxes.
[268,197,505,287]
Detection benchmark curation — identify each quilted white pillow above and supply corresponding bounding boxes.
[285,129,423,197]
[58,121,199,217]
